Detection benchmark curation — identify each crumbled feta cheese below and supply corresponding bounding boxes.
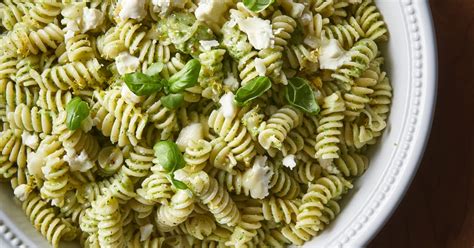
[14,184,32,201]
[195,0,231,28]
[300,12,313,25]
[64,149,95,172]
[223,73,240,91]
[279,0,305,18]
[319,39,351,70]
[176,123,204,151]
[115,52,140,75]
[82,8,104,32]
[121,85,145,104]
[219,92,237,119]
[140,224,154,241]
[21,132,39,149]
[319,158,340,174]
[254,58,267,76]
[237,17,274,50]
[282,154,297,170]
[119,0,147,20]
[243,156,273,199]
[199,40,220,51]
[153,0,187,14]
[27,151,44,178]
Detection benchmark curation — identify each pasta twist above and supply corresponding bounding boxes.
[94,194,124,248]
[79,207,99,234]
[4,80,39,112]
[314,199,341,232]
[323,19,364,49]
[60,191,86,224]
[292,159,322,184]
[331,39,379,89]
[129,193,154,219]
[209,107,257,166]
[280,223,316,245]
[1,23,64,56]
[0,51,17,80]
[296,175,352,230]
[262,196,301,224]
[156,190,195,228]
[76,173,136,204]
[258,106,303,152]
[284,44,319,73]
[183,139,212,173]
[65,34,96,62]
[0,129,23,179]
[123,144,154,178]
[137,39,172,70]
[36,58,107,91]
[269,162,301,199]
[23,1,62,29]
[22,193,77,248]
[175,214,216,240]
[115,19,149,55]
[0,1,33,31]
[354,0,388,41]
[137,165,173,204]
[226,199,264,247]
[199,49,226,101]
[36,89,72,113]
[185,172,241,227]
[97,27,126,59]
[343,63,379,119]
[7,103,54,134]
[15,55,41,87]
[335,151,369,177]
[142,93,177,140]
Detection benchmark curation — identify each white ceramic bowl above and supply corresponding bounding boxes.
[0,0,437,247]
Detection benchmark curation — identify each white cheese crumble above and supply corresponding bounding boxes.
[152,0,187,14]
[115,52,140,75]
[243,156,273,199]
[27,151,45,178]
[319,39,351,70]
[237,17,274,50]
[199,40,220,51]
[223,73,240,91]
[82,8,104,32]
[319,158,340,174]
[176,123,204,151]
[121,85,145,104]
[254,58,267,76]
[280,0,305,18]
[21,132,39,149]
[81,116,94,132]
[14,184,32,201]
[140,224,154,241]
[64,148,95,172]
[195,0,231,28]
[219,92,237,119]
[282,154,297,170]
[118,0,147,20]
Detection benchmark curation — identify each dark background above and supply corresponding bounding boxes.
[369,1,474,247]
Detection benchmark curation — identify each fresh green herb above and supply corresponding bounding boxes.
[171,177,188,190]
[145,62,164,78]
[66,97,90,130]
[153,141,185,172]
[243,0,275,12]
[161,93,185,109]
[168,59,201,93]
[235,76,272,106]
[123,72,163,96]
[285,77,320,115]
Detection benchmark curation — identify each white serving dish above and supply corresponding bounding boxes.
[0,0,437,247]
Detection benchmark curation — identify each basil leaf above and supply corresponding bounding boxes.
[235,76,271,106]
[161,93,184,109]
[243,0,275,12]
[66,97,90,130]
[168,59,201,93]
[171,177,188,190]
[285,77,320,114]
[145,62,164,78]
[153,141,185,172]
[124,72,163,96]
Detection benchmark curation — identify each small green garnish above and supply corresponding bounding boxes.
[153,141,185,173]
[161,93,185,109]
[285,77,320,115]
[168,59,201,93]
[123,72,163,96]
[66,97,90,130]
[243,0,275,12]
[171,177,188,190]
[234,76,271,106]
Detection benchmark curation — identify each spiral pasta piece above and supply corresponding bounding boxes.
[284,44,319,72]
[4,80,39,112]
[123,144,154,178]
[292,159,323,184]
[262,196,301,224]
[296,175,352,230]
[343,63,379,119]
[7,103,53,134]
[156,190,195,228]
[258,106,303,152]
[315,92,346,161]
[65,34,96,62]
[23,1,62,29]
[1,23,64,56]
[175,214,216,240]
[36,89,72,113]
[199,49,226,101]
[183,139,212,173]
[226,199,263,247]
[0,51,17,80]
[354,0,388,41]
[0,1,33,31]
[269,162,301,199]
[185,172,241,227]
[94,194,124,248]
[137,165,173,204]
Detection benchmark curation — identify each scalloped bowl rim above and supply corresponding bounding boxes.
[0,0,437,247]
